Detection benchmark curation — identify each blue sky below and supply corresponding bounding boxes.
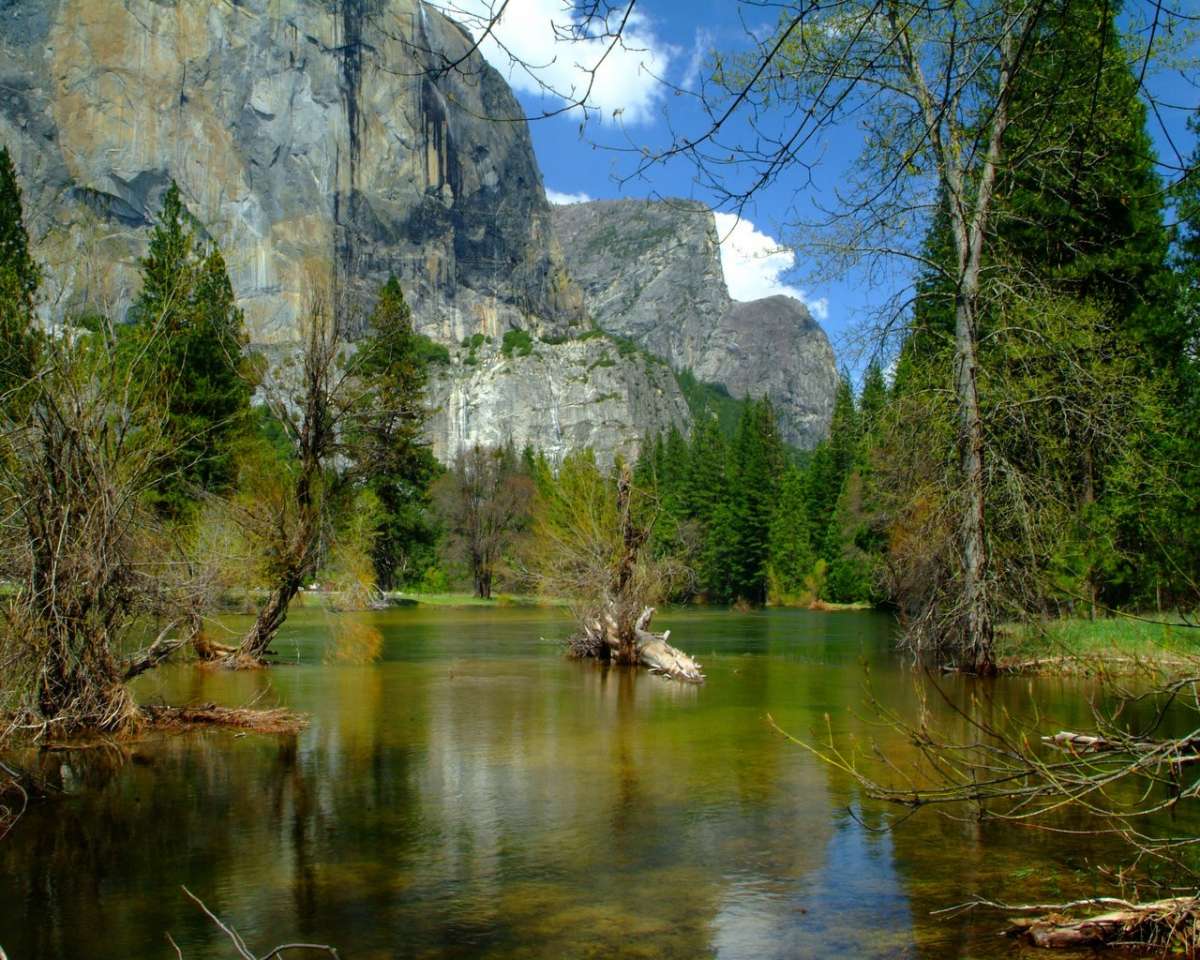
[439,1,1199,372]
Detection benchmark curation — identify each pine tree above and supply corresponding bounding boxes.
[129,182,252,517]
[727,398,785,603]
[352,276,440,589]
[997,0,1173,357]
[0,145,40,401]
[768,464,815,601]
[684,417,727,522]
[858,361,887,440]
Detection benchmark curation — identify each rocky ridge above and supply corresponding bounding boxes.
[551,199,839,447]
[0,0,685,462]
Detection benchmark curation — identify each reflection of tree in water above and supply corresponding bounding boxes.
[608,667,639,848]
[815,670,1178,958]
[0,732,306,959]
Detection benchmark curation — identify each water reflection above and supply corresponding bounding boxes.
[0,607,1176,959]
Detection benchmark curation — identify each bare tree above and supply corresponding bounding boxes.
[531,453,703,682]
[0,320,195,734]
[229,275,347,667]
[228,267,434,665]
[431,444,532,599]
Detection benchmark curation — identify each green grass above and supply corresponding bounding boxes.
[997,614,1198,665]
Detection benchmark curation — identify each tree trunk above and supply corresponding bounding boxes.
[577,607,705,683]
[231,571,304,667]
[1003,898,1199,951]
[954,295,995,674]
[36,627,137,731]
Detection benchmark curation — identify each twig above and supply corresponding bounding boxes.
[178,886,340,959]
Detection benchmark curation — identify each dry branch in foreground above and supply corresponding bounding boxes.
[938,895,1200,951]
[176,885,339,959]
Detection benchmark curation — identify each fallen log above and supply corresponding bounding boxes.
[999,897,1200,950]
[573,606,704,683]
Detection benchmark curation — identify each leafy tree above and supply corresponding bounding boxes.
[432,444,532,598]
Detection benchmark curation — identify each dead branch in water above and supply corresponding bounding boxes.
[141,704,307,736]
[0,759,27,842]
[179,886,340,958]
[936,895,1200,951]
[574,606,705,683]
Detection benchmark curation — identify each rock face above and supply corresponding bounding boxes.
[551,199,839,447]
[427,337,689,465]
[0,0,690,461]
[1,0,583,343]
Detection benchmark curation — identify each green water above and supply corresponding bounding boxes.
[0,607,1171,958]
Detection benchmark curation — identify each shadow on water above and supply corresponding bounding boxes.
[0,606,1180,958]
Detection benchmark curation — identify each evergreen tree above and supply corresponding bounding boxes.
[0,146,40,401]
[805,376,859,569]
[129,182,253,517]
[684,417,727,522]
[997,0,1174,357]
[727,398,785,603]
[683,416,732,601]
[352,276,441,589]
[858,361,887,439]
[768,464,815,601]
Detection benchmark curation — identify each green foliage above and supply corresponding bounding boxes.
[416,336,451,365]
[0,146,40,404]
[768,465,815,603]
[126,182,254,518]
[674,368,746,439]
[462,332,487,365]
[349,276,441,589]
[501,327,533,358]
[997,1,1174,359]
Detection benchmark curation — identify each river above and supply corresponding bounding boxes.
[0,606,1169,958]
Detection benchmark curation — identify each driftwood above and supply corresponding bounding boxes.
[140,704,307,735]
[995,897,1200,950]
[576,606,705,683]
[935,896,1200,951]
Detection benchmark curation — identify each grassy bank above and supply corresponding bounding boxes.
[997,613,1198,671]
[385,591,558,608]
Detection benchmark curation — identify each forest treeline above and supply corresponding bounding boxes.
[0,0,1197,731]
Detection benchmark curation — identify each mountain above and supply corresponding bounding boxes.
[0,0,687,462]
[551,199,839,447]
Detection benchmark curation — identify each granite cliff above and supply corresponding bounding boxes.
[0,0,687,461]
[551,199,839,447]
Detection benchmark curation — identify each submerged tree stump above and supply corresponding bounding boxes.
[573,606,705,683]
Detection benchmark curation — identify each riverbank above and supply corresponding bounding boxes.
[384,591,557,608]
[996,613,1198,673]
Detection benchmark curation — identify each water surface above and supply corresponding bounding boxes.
[0,606,1170,958]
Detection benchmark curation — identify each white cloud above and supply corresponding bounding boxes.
[545,188,593,205]
[712,212,829,321]
[680,27,714,91]
[444,0,673,125]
